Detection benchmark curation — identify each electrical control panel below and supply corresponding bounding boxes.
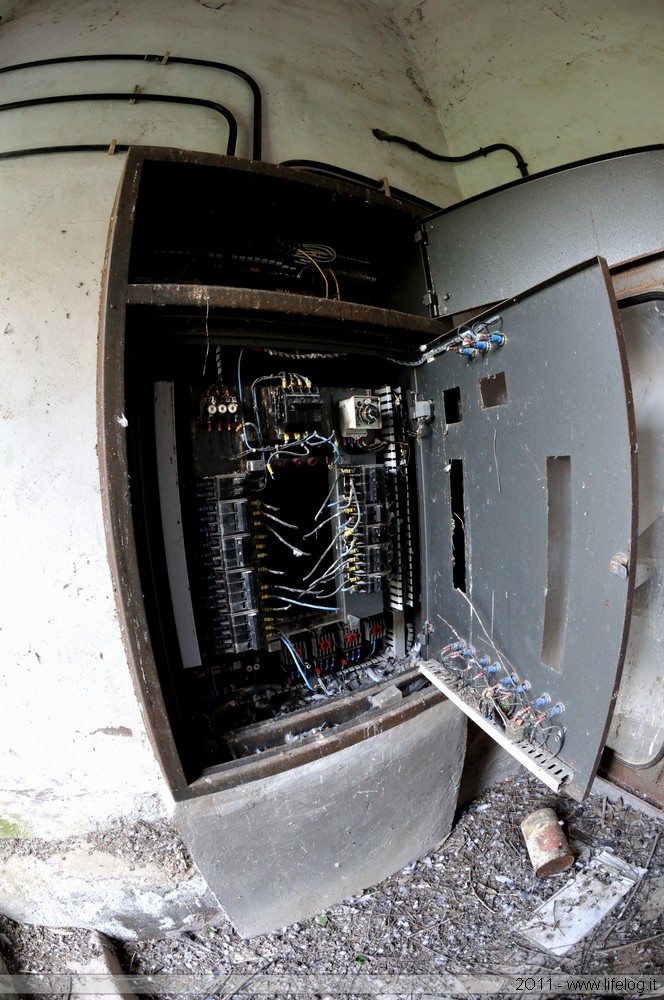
[151,350,422,766]
[110,148,641,804]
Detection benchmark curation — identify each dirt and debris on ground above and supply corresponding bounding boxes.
[1,774,663,997]
[0,819,191,880]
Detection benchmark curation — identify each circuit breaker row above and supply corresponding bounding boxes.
[196,474,260,654]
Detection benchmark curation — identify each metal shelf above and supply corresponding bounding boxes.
[126,283,443,338]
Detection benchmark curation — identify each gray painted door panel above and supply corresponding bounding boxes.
[414,259,637,800]
[422,148,664,316]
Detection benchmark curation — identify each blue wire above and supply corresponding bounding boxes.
[280,634,314,690]
[272,596,340,612]
[237,349,252,450]
[251,383,264,443]
[303,431,341,464]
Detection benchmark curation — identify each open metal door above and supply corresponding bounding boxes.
[414,259,637,801]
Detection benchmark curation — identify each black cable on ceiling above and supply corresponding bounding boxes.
[0,143,131,161]
[372,128,529,179]
[0,92,238,156]
[279,159,440,212]
[0,52,261,159]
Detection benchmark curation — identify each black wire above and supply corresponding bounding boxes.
[279,159,440,212]
[372,128,529,179]
[0,92,237,156]
[0,52,261,158]
[0,143,131,161]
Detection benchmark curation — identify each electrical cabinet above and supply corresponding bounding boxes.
[100,146,664,932]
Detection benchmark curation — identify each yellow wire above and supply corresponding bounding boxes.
[328,268,340,301]
[297,247,328,299]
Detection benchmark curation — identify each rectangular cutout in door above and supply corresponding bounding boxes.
[449,459,467,593]
[541,456,572,671]
[443,386,462,424]
[479,371,508,408]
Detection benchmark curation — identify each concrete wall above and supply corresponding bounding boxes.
[2,0,661,858]
[0,0,456,842]
[392,0,664,198]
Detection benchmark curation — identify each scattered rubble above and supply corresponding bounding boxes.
[0,774,663,997]
[0,820,191,880]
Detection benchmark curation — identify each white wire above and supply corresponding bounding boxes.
[303,506,344,538]
[293,243,336,264]
[265,524,309,558]
[299,546,353,595]
[314,475,343,522]
[302,527,348,582]
[262,510,299,530]
[269,595,339,612]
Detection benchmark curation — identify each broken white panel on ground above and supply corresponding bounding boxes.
[517,850,647,956]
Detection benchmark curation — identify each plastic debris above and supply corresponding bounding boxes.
[517,849,647,956]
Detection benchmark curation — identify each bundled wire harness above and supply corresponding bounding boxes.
[436,634,565,753]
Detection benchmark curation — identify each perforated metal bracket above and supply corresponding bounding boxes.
[418,659,575,793]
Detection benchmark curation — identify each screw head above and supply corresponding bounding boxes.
[609,553,628,579]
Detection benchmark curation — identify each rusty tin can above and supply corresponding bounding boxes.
[520,806,574,877]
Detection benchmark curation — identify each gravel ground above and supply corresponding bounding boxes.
[1,774,663,998]
[0,818,191,878]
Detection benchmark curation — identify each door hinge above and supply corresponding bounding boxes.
[423,289,439,316]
